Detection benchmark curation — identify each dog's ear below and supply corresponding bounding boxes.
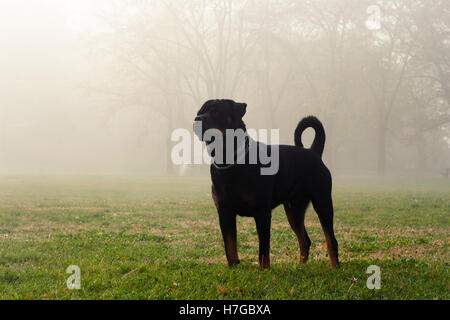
[234,102,247,119]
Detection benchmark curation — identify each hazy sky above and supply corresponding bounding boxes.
[0,0,160,173]
[0,0,448,175]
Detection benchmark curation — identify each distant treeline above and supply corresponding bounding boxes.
[86,0,450,175]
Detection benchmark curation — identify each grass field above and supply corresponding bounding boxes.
[0,175,448,300]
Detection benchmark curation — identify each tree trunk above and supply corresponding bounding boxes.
[377,124,387,176]
[324,119,336,173]
[165,107,175,175]
[416,134,427,171]
[165,133,175,175]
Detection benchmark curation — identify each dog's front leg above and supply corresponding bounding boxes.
[218,211,240,266]
[255,212,271,270]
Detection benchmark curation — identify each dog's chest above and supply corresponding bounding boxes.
[213,179,261,216]
[212,165,273,216]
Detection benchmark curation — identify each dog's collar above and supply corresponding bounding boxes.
[212,135,254,170]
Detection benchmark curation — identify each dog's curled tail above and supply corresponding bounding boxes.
[295,116,326,158]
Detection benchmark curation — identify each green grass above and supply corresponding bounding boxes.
[0,175,448,300]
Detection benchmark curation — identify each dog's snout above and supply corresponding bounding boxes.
[195,114,208,122]
[193,115,205,137]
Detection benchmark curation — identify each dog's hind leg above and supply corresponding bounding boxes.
[284,198,311,264]
[311,193,339,268]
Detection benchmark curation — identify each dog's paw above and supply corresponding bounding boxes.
[228,259,240,267]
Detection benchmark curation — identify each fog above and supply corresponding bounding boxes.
[1,0,449,175]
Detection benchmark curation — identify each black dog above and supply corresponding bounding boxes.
[194,99,339,269]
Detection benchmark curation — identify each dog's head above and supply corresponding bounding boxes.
[194,99,247,142]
